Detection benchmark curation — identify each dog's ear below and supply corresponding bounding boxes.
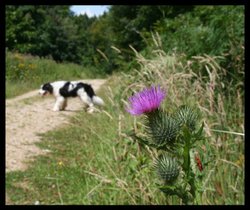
[43,83,53,94]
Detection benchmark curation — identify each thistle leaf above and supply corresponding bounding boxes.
[192,122,204,143]
[128,131,158,148]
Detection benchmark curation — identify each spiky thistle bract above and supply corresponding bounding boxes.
[145,109,179,147]
[154,154,180,184]
[174,105,199,132]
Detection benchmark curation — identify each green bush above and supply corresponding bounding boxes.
[140,6,244,89]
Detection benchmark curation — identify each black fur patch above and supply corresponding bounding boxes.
[79,83,96,98]
[42,83,53,94]
[59,82,96,98]
[59,82,72,97]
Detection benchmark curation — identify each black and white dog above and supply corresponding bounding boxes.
[39,81,104,112]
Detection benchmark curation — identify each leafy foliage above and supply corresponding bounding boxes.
[150,6,244,86]
[6,5,244,78]
[6,5,76,60]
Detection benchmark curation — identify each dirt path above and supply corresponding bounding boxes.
[6,79,106,173]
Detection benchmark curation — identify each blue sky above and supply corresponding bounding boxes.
[70,6,110,17]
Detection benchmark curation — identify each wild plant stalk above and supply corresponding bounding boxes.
[126,85,206,204]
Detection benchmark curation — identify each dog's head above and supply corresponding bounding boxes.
[39,83,53,96]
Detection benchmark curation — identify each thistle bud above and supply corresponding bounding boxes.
[154,155,179,183]
[174,105,199,132]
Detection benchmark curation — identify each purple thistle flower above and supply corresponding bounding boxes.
[126,85,166,116]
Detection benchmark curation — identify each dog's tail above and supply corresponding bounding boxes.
[92,96,104,106]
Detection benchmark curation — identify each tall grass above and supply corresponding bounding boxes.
[119,44,244,204]
[6,41,244,204]
[6,51,105,98]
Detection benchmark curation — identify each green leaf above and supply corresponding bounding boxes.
[181,126,191,175]
[192,122,204,142]
[159,185,178,196]
[128,130,161,149]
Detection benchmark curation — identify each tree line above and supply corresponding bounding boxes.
[6,5,244,77]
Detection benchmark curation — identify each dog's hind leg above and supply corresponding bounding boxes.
[79,92,94,113]
[61,99,68,110]
[53,96,65,111]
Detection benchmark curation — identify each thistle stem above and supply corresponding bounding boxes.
[182,126,197,203]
